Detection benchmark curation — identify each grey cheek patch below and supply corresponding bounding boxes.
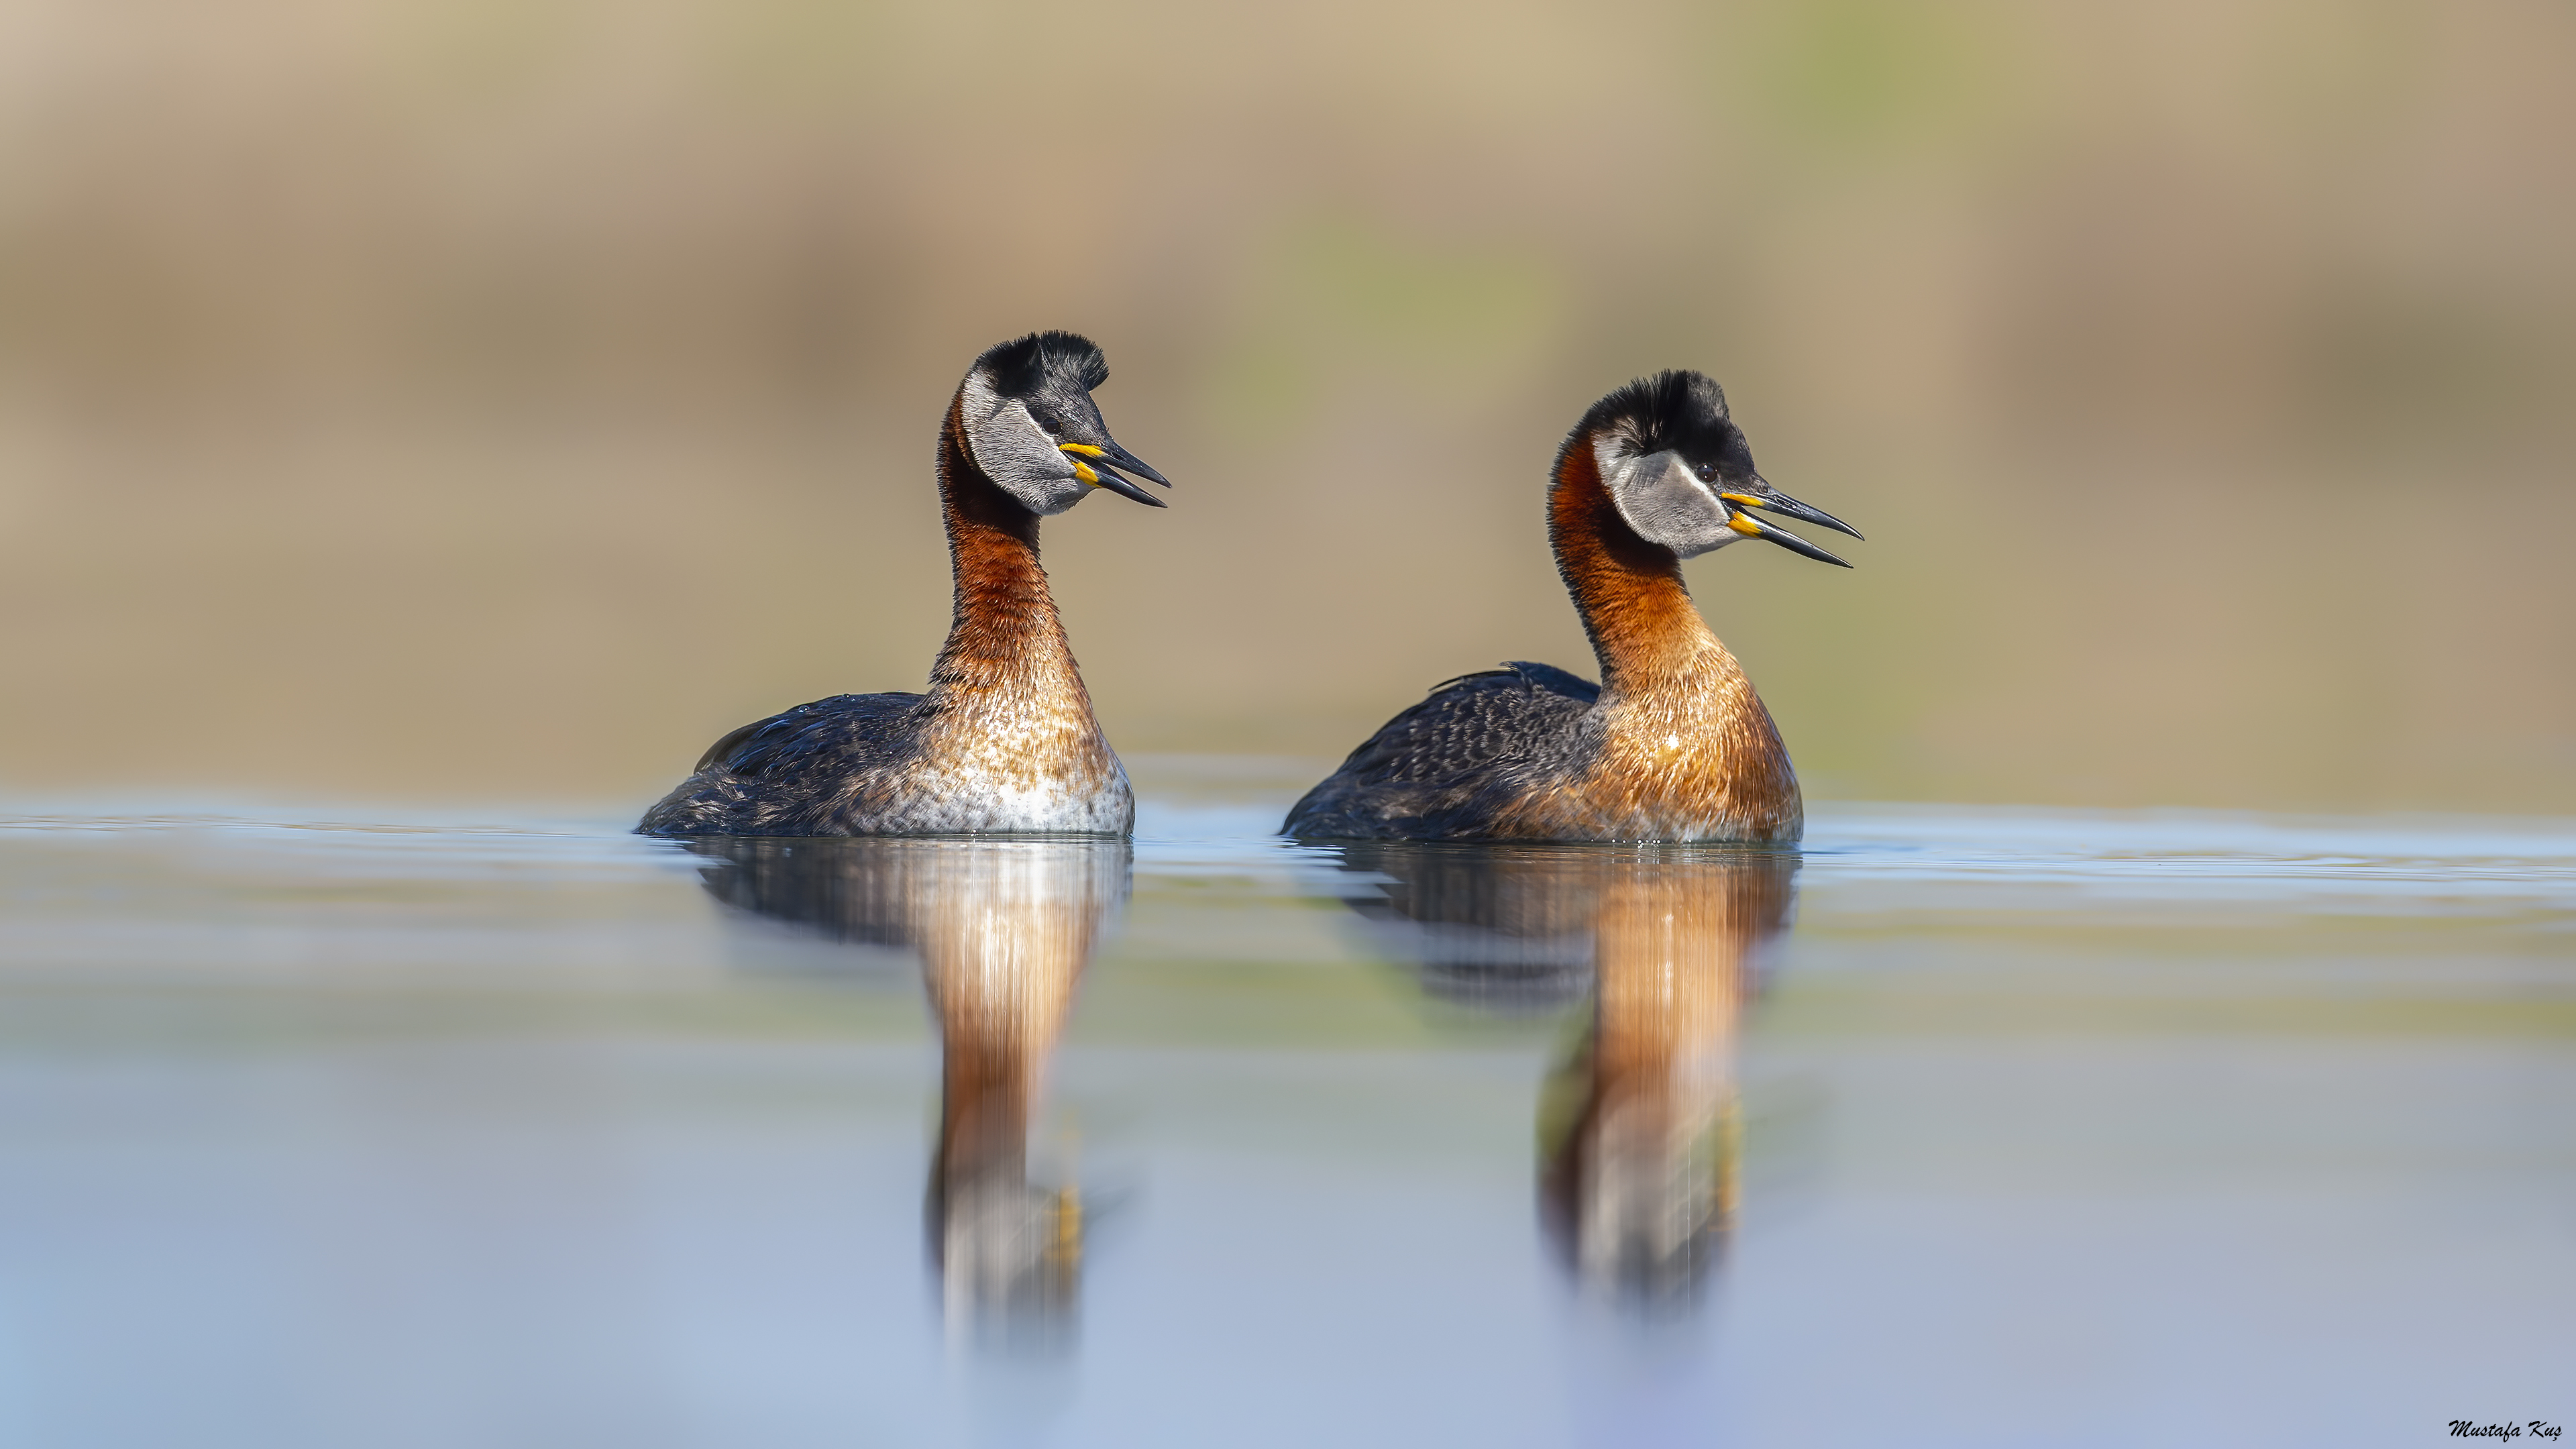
[1605,449,1737,558]
[960,374,1083,513]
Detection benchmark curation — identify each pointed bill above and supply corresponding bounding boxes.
[1725,510,1851,567]
[1717,482,1863,541]
[1061,443,1169,506]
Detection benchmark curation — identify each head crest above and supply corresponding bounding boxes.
[973,330,1110,398]
[1576,370,1733,459]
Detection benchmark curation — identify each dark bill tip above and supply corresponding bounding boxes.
[1091,464,1167,507]
[1753,519,1852,568]
[1101,441,1171,488]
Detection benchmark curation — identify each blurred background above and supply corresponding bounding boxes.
[1,0,2569,814]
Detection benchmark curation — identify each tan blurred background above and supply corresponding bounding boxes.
[1,0,2570,813]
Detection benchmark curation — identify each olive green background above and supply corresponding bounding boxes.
[3,0,2569,812]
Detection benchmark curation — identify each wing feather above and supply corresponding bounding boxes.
[1283,663,1597,838]
[641,692,928,836]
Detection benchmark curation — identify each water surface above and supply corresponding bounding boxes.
[2,775,2571,1447]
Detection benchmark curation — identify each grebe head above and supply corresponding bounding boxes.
[1578,370,1863,566]
[959,330,1172,514]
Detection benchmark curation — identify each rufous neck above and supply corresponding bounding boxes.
[1548,434,1726,696]
[928,392,1080,700]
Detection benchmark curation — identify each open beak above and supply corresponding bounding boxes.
[1061,441,1172,508]
[1716,479,1861,568]
[1718,479,1864,540]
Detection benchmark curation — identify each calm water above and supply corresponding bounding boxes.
[2,766,2571,1448]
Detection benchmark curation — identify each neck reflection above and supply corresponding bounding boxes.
[690,836,1129,1351]
[1331,843,1796,1313]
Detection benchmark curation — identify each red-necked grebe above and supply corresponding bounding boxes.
[641,331,1169,837]
[1284,371,1860,843]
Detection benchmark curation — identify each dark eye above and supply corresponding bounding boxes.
[1032,409,1061,435]
[1695,462,1717,482]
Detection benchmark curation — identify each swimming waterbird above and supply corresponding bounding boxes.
[641,331,1169,837]
[1284,372,1859,843]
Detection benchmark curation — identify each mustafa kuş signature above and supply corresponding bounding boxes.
[2450,1424,2563,1441]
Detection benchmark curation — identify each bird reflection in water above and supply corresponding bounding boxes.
[1330,843,1796,1313]
[688,836,1128,1350]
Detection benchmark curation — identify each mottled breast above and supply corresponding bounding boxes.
[1489,682,1803,843]
[875,694,1134,835]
